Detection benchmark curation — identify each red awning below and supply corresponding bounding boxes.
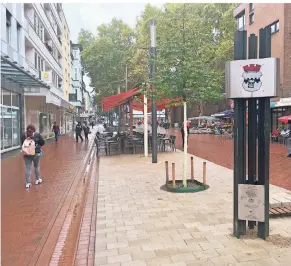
[101,87,183,112]
[101,88,140,112]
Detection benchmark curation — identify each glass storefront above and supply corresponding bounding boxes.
[0,89,21,151]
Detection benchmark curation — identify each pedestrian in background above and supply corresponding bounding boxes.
[52,121,60,142]
[21,124,45,188]
[83,122,90,143]
[75,121,83,142]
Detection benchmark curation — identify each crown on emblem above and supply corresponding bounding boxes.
[243,64,261,72]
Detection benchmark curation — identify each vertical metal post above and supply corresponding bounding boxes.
[149,19,157,163]
[257,98,270,239]
[247,33,258,230]
[257,26,271,239]
[118,87,121,132]
[233,30,247,238]
[129,99,133,136]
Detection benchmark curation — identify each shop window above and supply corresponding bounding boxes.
[1,107,12,149]
[3,90,11,106]
[12,109,20,146]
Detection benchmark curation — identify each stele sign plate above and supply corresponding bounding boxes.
[225,57,280,99]
[238,184,265,222]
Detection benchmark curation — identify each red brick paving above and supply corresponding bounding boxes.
[1,133,95,266]
[171,129,291,191]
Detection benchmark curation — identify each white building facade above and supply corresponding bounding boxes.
[69,43,85,117]
[23,3,73,137]
[1,3,49,152]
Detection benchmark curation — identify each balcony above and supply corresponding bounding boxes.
[25,17,63,76]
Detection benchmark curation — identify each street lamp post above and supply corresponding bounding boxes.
[149,19,157,163]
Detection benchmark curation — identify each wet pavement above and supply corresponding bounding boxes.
[171,130,291,191]
[1,131,96,266]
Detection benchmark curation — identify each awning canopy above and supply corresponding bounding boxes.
[101,86,183,112]
[1,56,50,88]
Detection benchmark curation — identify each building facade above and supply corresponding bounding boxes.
[23,3,74,137]
[234,3,291,130]
[69,43,85,116]
[1,3,50,153]
[1,3,75,153]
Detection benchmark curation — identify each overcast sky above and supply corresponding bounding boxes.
[63,3,163,42]
[63,3,163,88]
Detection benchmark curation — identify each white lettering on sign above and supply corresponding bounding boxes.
[238,184,265,222]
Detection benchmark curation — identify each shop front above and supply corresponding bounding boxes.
[271,97,291,130]
[1,89,21,151]
[1,56,49,153]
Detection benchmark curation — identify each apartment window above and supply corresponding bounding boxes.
[35,52,44,71]
[249,3,254,25]
[6,10,12,44]
[17,23,21,52]
[270,21,279,34]
[52,71,58,87]
[34,13,44,41]
[236,13,245,31]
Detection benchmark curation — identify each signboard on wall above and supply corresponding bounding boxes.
[238,184,265,222]
[225,58,280,99]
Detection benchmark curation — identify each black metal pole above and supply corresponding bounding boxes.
[247,33,258,230]
[149,19,157,163]
[233,30,247,238]
[257,26,271,239]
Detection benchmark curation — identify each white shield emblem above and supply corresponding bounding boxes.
[242,64,262,92]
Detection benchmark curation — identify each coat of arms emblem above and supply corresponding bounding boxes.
[242,64,262,92]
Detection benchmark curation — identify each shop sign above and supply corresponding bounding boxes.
[275,97,291,107]
[238,184,265,222]
[69,105,74,110]
[225,58,280,99]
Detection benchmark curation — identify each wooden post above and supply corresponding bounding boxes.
[191,157,194,180]
[203,162,206,185]
[165,161,169,183]
[172,163,176,188]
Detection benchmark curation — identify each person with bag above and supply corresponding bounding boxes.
[21,124,45,188]
[75,121,83,142]
[83,122,91,143]
[52,121,60,142]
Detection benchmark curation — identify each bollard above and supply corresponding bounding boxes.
[172,163,176,188]
[165,161,169,183]
[203,162,206,185]
[191,157,194,180]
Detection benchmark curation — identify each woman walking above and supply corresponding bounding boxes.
[21,124,45,188]
[52,121,60,142]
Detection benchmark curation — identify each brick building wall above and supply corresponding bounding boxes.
[234,3,291,97]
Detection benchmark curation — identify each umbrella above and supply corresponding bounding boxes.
[278,116,291,124]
